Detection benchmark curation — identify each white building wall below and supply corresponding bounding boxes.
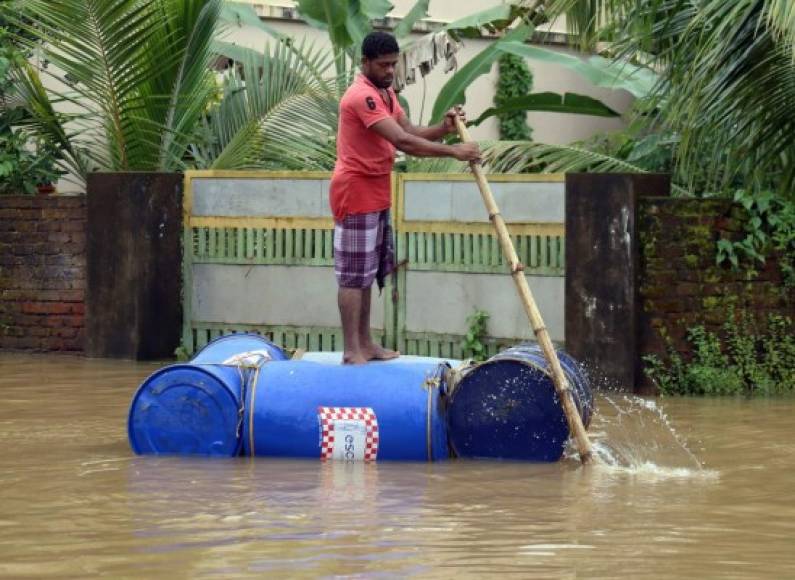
[228,1,633,143]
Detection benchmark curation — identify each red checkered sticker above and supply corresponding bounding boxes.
[318,407,379,462]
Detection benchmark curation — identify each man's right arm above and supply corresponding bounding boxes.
[370,118,480,162]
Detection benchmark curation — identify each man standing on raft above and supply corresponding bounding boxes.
[331,31,481,365]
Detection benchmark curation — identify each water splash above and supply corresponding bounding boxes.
[567,394,718,480]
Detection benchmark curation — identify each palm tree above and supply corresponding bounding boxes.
[524,0,795,196]
[193,40,340,170]
[6,0,340,183]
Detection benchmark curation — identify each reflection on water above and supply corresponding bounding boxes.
[1,352,795,578]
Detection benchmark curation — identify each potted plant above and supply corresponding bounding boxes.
[30,139,62,195]
[0,128,35,194]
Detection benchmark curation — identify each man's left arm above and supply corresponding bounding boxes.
[397,108,465,141]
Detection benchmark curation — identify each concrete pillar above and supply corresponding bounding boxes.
[565,173,670,391]
[85,173,183,359]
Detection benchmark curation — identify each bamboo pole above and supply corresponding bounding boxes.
[455,115,594,464]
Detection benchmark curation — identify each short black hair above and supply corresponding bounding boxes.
[362,31,399,60]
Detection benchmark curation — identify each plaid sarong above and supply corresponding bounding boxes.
[333,210,395,289]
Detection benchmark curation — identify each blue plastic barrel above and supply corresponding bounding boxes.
[242,360,450,462]
[301,351,461,368]
[191,333,288,364]
[128,363,245,456]
[129,330,451,460]
[446,344,593,462]
[128,333,286,456]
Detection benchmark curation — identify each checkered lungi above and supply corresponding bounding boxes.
[333,209,395,289]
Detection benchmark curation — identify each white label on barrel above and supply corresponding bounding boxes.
[318,407,379,462]
[331,420,367,461]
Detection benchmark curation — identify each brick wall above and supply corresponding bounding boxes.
[0,195,86,352]
[638,198,793,365]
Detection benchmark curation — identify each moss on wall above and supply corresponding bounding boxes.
[637,198,793,392]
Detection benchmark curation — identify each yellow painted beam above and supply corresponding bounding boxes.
[189,216,335,230]
[399,172,565,183]
[184,169,332,180]
[399,221,564,236]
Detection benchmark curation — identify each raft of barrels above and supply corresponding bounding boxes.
[128,334,593,462]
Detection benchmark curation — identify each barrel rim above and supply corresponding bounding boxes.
[192,332,287,361]
[447,349,593,453]
[448,355,552,401]
[127,363,243,456]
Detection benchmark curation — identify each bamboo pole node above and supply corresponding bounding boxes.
[511,262,525,273]
[488,212,500,221]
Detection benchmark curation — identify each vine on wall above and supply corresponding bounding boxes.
[495,53,533,141]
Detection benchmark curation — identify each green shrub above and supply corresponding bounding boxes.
[684,365,745,396]
[0,131,61,194]
[643,315,795,396]
[461,309,490,362]
[0,29,62,194]
[716,190,795,286]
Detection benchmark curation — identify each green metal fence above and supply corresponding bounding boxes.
[393,173,564,358]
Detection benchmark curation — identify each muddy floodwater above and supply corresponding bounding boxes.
[1,352,794,579]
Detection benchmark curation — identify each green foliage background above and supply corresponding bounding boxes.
[0,29,61,193]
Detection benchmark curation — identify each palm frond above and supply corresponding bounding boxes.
[196,38,338,171]
[12,0,223,171]
[9,62,96,182]
[481,140,691,195]
[482,140,641,172]
[404,155,469,173]
[16,0,171,169]
[766,0,795,52]
[548,0,795,194]
[152,0,223,170]
[659,1,795,192]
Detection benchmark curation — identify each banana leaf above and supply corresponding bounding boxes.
[296,0,395,49]
[498,41,658,99]
[470,92,620,126]
[219,2,285,39]
[430,22,533,124]
[393,0,429,39]
[444,5,515,39]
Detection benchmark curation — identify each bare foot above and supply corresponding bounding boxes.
[343,351,369,365]
[363,344,400,361]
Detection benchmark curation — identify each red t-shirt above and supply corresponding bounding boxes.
[329,74,405,221]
